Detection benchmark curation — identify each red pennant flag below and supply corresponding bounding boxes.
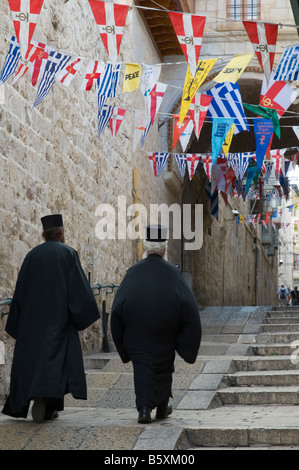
[186,154,200,180]
[109,107,126,138]
[8,0,45,60]
[243,21,278,83]
[88,0,129,63]
[189,93,212,139]
[172,114,191,149]
[168,12,206,77]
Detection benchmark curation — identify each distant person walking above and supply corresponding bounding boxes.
[111,225,202,424]
[2,214,100,422]
[277,284,290,307]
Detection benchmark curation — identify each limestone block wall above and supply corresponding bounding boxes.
[0,1,181,400]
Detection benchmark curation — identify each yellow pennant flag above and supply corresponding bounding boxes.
[213,53,254,84]
[222,123,235,157]
[179,58,218,124]
[123,63,142,92]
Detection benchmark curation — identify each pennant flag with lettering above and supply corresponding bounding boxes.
[201,153,213,181]
[123,63,141,92]
[186,154,201,180]
[56,57,83,87]
[140,64,161,97]
[88,0,129,63]
[148,152,170,177]
[97,63,121,98]
[133,110,146,150]
[243,21,278,83]
[174,154,187,178]
[214,53,253,83]
[274,45,299,82]
[168,12,206,77]
[180,58,218,123]
[33,50,71,107]
[147,82,167,124]
[98,104,114,138]
[8,0,44,60]
[189,93,212,139]
[270,148,286,179]
[221,123,235,157]
[0,36,21,86]
[246,164,258,194]
[179,119,194,152]
[206,81,250,134]
[80,60,105,91]
[109,107,126,138]
[12,40,47,85]
[212,117,235,165]
[172,114,192,149]
[253,118,274,170]
[259,72,299,117]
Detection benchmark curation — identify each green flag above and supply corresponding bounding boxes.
[243,103,280,139]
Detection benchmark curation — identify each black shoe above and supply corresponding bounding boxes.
[138,407,152,423]
[31,398,46,423]
[156,404,172,419]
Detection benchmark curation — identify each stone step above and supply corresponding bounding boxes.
[215,386,299,405]
[266,313,299,320]
[222,370,299,387]
[260,324,299,332]
[231,356,299,372]
[263,317,299,324]
[256,332,299,344]
[251,344,298,356]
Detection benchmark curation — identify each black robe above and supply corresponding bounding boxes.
[111,254,201,411]
[2,239,100,418]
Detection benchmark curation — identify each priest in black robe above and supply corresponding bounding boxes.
[111,225,201,423]
[2,214,100,422]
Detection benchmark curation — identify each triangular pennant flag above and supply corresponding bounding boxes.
[243,21,278,84]
[140,120,152,148]
[172,114,191,149]
[179,58,218,123]
[55,57,83,87]
[148,152,170,177]
[201,153,213,181]
[96,63,121,98]
[214,53,253,83]
[88,0,129,63]
[189,93,212,139]
[174,154,187,178]
[274,44,299,82]
[133,110,146,150]
[123,63,141,92]
[168,12,206,77]
[109,107,126,138]
[246,164,258,194]
[264,160,274,183]
[80,60,105,91]
[253,118,274,170]
[221,123,235,157]
[239,152,254,181]
[270,148,286,179]
[139,64,161,97]
[12,40,47,85]
[30,42,49,87]
[147,82,167,124]
[179,119,194,152]
[98,104,114,138]
[0,36,21,86]
[33,50,71,107]
[259,72,298,117]
[8,0,45,60]
[227,153,240,178]
[186,154,200,180]
[211,118,235,165]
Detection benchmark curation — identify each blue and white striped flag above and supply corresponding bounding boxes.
[274,45,299,82]
[205,180,218,219]
[174,154,187,178]
[0,36,21,86]
[97,63,120,98]
[148,152,170,177]
[206,82,250,134]
[140,120,152,148]
[98,104,114,138]
[33,50,70,107]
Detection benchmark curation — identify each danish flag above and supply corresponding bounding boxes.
[189,93,212,139]
[186,154,201,180]
[8,0,45,60]
[168,12,206,77]
[109,107,126,138]
[201,153,213,181]
[56,57,83,87]
[243,21,278,83]
[80,60,105,91]
[88,0,129,63]
[148,82,167,124]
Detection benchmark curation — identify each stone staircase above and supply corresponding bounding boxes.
[186,307,299,449]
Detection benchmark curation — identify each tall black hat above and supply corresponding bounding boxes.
[41,214,63,230]
[146,224,168,242]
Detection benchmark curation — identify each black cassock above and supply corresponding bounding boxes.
[111,254,202,411]
[2,239,100,418]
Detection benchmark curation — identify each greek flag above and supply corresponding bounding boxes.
[97,63,120,98]
[206,82,250,134]
[274,45,299,82]
[205,180,218,219]
[98,104,114,138]
[174,154,187,178]
[33,50,70,107]
[0,36,21,86]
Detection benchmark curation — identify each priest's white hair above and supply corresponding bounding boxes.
[142,240,168,260]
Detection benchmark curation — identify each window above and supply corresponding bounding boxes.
[294,254,299,271]
[227,0,261,21]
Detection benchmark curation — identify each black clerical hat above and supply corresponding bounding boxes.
[146,224,168,242]
[41,214,63,229]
